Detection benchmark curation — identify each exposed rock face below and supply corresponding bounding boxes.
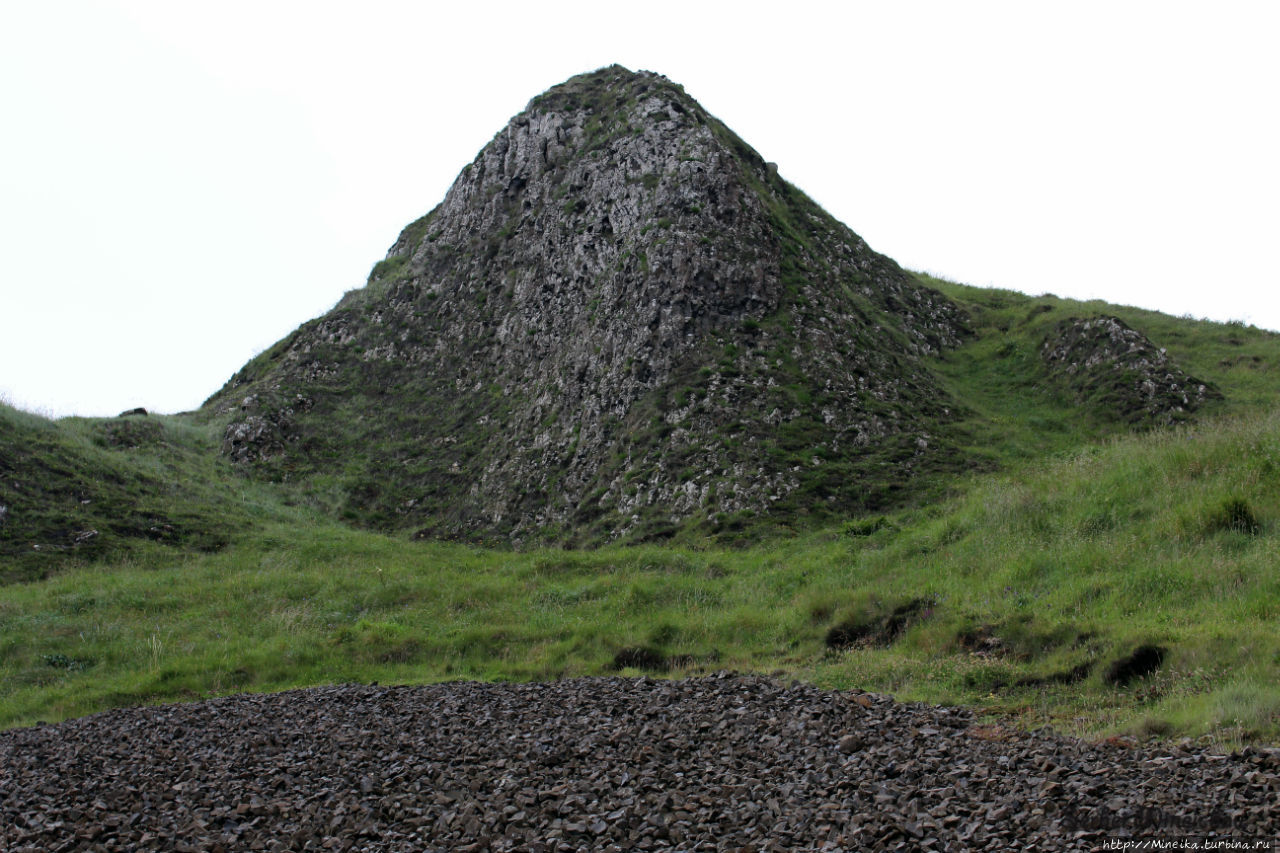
[204,66,970,543]
[221,393,313,464]
[1042,316,1219,426]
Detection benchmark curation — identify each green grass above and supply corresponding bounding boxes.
[3,407,1279,748]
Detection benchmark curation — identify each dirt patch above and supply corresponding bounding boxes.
[1204,496,1261,536]
[955,619,1095,662]
[964,723,1017,742]
[1015,661,1094,688]
[610,646,694,672]
[377,640,423,664]
[954,620,1098,689]
[1104,644,1166,686]
[612,646,666,670]
[825,597,934,650]
[955,624,1009,657]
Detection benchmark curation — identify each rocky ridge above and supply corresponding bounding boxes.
[2,676,1275,851]
[204,66,970,544]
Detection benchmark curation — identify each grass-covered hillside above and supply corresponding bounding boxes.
[0,406,319,585]
[2,283,1278,748]
[922,274,1277,464]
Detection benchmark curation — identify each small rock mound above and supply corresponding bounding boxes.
[220,393,313,464]
[1041,316,1219,425]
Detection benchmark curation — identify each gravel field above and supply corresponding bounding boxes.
[2,674,1276,851]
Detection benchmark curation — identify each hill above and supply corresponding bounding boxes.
[0,406,316,584]
[200,65,975,545]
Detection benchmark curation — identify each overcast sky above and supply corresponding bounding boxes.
[3,1,1277,418]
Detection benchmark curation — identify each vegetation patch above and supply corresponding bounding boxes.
[842,515,891,538]
[0,403,297,583]
[97,418,163,450]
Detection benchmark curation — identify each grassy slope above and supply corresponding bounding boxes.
[921,274,1280,457]
[2,285,1279,748]
[0,404,316,583]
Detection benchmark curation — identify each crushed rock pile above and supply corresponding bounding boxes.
[2,674,1276,851]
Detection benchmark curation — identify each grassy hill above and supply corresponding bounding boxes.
[2,282,1278,747]
[0,406,316,584]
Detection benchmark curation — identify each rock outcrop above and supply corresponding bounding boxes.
[1041,316,1219,425]
[204,66,971,543]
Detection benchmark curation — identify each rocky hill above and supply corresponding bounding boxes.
[202,66,973,544]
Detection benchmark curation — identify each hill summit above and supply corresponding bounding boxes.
[205,66,971,543]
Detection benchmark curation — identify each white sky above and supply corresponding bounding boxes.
[2,1,1277,418]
